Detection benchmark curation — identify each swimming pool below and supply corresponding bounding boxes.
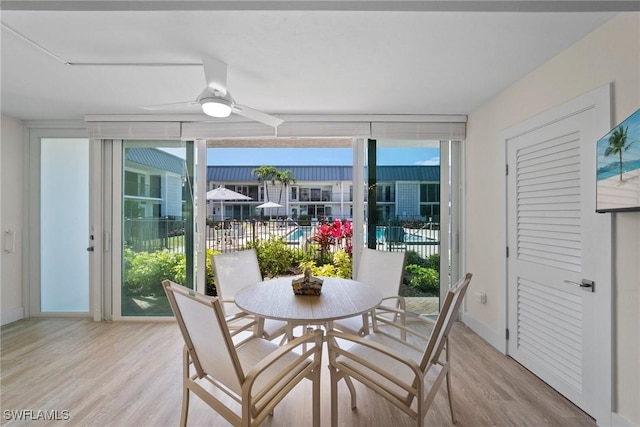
[286,225,437,244]
[286,226,313,242]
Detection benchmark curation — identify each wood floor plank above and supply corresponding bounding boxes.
[0,318,596,427]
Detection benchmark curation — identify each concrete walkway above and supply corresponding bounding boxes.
[405,296,439,315]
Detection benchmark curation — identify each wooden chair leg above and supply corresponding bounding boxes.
[444,339,456,424]
[181,347,190,427]
[446,370,456,424]
[180,386,189,427]
[344,376,357,409]
[330,368,339,427]
[312,367,321,427]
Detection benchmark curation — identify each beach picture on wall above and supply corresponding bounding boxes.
[596,108,640,212]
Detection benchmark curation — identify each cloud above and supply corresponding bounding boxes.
[414,157,440,165]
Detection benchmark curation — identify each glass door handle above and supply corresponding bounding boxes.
[564,279,594,292]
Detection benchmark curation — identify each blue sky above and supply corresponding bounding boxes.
[207,147,440,166]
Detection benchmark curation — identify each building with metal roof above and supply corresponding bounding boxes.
[207,165,440,222]
[126,147,185,175]
[123,149,441,223]
[124,147,186,219]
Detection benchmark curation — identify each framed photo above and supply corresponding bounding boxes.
[596,108,640,212]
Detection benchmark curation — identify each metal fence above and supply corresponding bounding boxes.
[205,219,440,260]
[124,217,440,260]
[124,218,187,253]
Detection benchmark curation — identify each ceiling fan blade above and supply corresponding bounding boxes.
[232,104,284,127]
[140,100,199,111]
[202,56,228,96]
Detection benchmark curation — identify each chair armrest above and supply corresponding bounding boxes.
[375,306,433,324]
[372,307,432,344]
[380,295,406,310]
[243,329,324,400]
[225,310,252,322]
[327,330,423,385]
[220,297,238,307]
[219,298,258,338]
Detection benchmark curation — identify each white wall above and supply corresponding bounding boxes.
[464,12,639,425]
[1,115,25,325]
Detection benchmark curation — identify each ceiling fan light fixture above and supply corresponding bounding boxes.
[200,96,232,118]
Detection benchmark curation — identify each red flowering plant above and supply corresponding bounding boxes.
[309,219,353,260]
[337,219,353,256]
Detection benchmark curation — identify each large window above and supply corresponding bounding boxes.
[420,183,440,203]
[120,141,195,317]
[364,139,444,316]
[299,186,332,202]
[376,184,393,202]
[420,183,440,222]
[230,184,259,199]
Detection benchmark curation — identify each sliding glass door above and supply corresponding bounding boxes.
[116,140,196,317]
[361,139,461,315]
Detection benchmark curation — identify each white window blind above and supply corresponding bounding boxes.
[85,115,466,141]
[181,121,273,140]
[85,121,181,139]
[371,121,466,140]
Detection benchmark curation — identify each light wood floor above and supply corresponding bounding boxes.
[0,318,596,427]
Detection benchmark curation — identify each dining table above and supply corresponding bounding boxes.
[234,276,382,334]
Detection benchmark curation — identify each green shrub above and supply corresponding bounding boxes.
[301,262,339,277]
[333,250,353,278]
[405,264,439,293]
[299,249,352,278]
[205,248,219,296]
[123,248,219,296]
[123,248,184,296]
[426,253,440,271]
[244,236,296,278]
[405,251,439,272]
[405,250,427,268]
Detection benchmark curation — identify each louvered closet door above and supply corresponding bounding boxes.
[506,104,611,420]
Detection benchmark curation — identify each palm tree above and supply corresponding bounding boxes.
[275,170,296,202]
[604,125,637,181]
[275,170,297,217]
[251,165,277,202]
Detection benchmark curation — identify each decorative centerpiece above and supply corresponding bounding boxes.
[292,268,323,295]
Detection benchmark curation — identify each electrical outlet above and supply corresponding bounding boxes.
[477,292,487,304]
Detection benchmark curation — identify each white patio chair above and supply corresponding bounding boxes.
[163,280,323,427]
[212,249,288,341]
[332,248,407,336]
[327,272,473,427]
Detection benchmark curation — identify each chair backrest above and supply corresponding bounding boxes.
[212,249,262,315]
[163,280,244,391]
[419,273,472,371]
[355,248,407,299]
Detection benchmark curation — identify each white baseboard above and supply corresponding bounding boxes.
[611,413,637,427]
[461,311,507,354]
[1,306,24,326]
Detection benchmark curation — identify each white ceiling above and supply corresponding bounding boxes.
[0,1,629,122]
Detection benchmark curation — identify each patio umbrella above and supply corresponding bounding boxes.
[256,201,284,219]
[206,186,252,220]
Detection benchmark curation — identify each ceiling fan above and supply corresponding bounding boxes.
[141,56,284,128]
